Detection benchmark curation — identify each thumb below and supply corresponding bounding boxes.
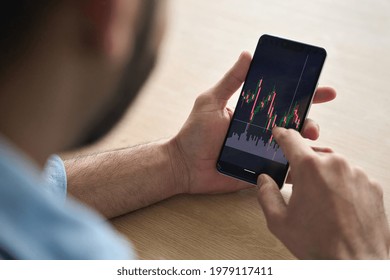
[257,174,287,234]
[213,51,252,101]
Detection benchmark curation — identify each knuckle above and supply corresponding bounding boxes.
[328,153,349,170]
[299,153,320,168]
[194,93,210,108]
[370,179,384,198]
[352,166,366,178]
[342,164,383,199]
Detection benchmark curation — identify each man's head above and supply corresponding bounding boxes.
[0,0,166,165]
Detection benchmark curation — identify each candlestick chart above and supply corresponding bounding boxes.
[226,77,305,164]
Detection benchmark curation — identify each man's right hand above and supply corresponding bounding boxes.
[257,127,390,259]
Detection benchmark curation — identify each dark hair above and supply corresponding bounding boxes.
[0,1,57,76]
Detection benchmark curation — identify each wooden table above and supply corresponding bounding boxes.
[75,0,390,259]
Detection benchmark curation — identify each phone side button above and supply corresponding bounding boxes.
[244,169,256,174]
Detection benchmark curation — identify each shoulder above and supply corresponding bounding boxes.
[0,155,135,260]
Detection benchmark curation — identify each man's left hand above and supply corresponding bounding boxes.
[169,51,336,194]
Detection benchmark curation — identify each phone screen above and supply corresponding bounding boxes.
[217,34,326,187]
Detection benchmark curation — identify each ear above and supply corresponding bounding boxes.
[81,0,137,62]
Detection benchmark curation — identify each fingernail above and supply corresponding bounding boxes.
[273,126,285,131]
[272,126,282,133]
[257,174,265,189]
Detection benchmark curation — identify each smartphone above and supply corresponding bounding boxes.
[217,34,326,188]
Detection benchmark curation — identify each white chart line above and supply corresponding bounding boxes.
[233,118,270,131]
[287,54,309,114]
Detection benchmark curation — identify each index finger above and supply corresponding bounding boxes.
[272,127,316,165]
[312,87,337,104]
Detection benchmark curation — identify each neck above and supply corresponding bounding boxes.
[0,63,68,168]
[0,23,82,168]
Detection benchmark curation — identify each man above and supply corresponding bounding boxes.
[0,1,389,259]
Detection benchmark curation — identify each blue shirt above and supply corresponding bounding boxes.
[0,136,135,259]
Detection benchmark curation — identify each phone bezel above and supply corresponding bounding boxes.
[216,34,327,188]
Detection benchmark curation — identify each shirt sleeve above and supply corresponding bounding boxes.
[42,154,67,202]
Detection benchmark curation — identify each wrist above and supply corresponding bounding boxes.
[165,136,190,195]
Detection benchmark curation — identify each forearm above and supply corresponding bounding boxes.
[65,140,184,218]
